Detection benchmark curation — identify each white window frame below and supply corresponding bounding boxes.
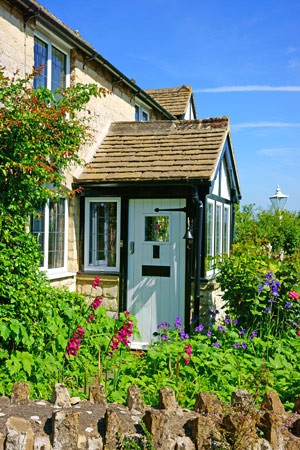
[84,197,121,272]
[34,29,71,91]
[32,198,69,275]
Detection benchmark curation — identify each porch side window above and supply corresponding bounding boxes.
[223,205,230,255]
[34,35,68,91]
[205,200,214,272]
[30,198,68,273]
[85,198,120,271]
[215,203,222,256]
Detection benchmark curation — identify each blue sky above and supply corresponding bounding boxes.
[41,0,300,211]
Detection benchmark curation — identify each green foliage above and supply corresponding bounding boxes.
[215,204,300,335]
[122,315,300,412]
[234,204,300,254]
[0,67,106,218]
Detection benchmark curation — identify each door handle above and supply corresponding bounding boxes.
[129,241,135,254]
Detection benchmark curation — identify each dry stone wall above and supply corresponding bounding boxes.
[0,383,299,449]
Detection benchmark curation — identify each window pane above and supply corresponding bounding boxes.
[223,207,230,254]
[142,111,149,121]
[51,46,66,91]
[89,202,117,268]
[206,203,214,270]
[215,204,222,256]
[48,199,65,269]
[34,37,48,89]
[135,105,140,121]
[145,216,169,242]
[30,206,45,266]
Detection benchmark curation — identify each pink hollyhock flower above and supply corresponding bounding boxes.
[90,296,103,310]
[93,276,101,288]
[110,318,134,352]
[88,314,95,322]
[183,357,190,365]
[297,330,300,337]
[288,291,300,301]
[185,343,192,357]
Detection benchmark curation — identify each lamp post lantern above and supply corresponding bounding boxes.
[269,185,288,211]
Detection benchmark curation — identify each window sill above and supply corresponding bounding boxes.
[47,271,76,281]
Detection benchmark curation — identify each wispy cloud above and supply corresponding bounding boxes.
[232,122,300,130]
[257,147,300,168]
[195,85,300,93]
[258,147,297,157]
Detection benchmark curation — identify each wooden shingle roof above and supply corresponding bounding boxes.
[78,117,230,183]
[145,86,193,117]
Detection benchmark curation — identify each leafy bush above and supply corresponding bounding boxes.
[234,204,300,254]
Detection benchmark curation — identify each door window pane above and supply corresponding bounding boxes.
[145,216,170,242]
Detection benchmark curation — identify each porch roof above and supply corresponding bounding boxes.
[145,86,194,118]
[78,117,231,183]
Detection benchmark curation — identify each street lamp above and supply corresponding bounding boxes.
[269,185,288,211]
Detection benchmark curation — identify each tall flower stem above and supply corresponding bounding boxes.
[97,348,102,384]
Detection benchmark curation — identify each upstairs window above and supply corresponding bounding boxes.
[34,35,69,91]
[31,198,68,274]
[135,104,150,121]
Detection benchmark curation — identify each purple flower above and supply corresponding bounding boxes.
[195,324,204,332]
[214,342,221,348]
[284,302,292,309]
[249,331,258,340]
[238,328,246,335]
[158,321,169,329]
[233,343,240,349]
[224,315,231,325]
[179,331,189,340]
[175,316,183,330]
[241,342,247,349]
[233,318,239,325]
[218,326,226,332]
[207,331,212,337]
[264,306,271,314]
[209,309,219,316]
[161,334,168,341]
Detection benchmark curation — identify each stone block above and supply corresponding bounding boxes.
[6,416,34,450]
[11,382,30,405]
